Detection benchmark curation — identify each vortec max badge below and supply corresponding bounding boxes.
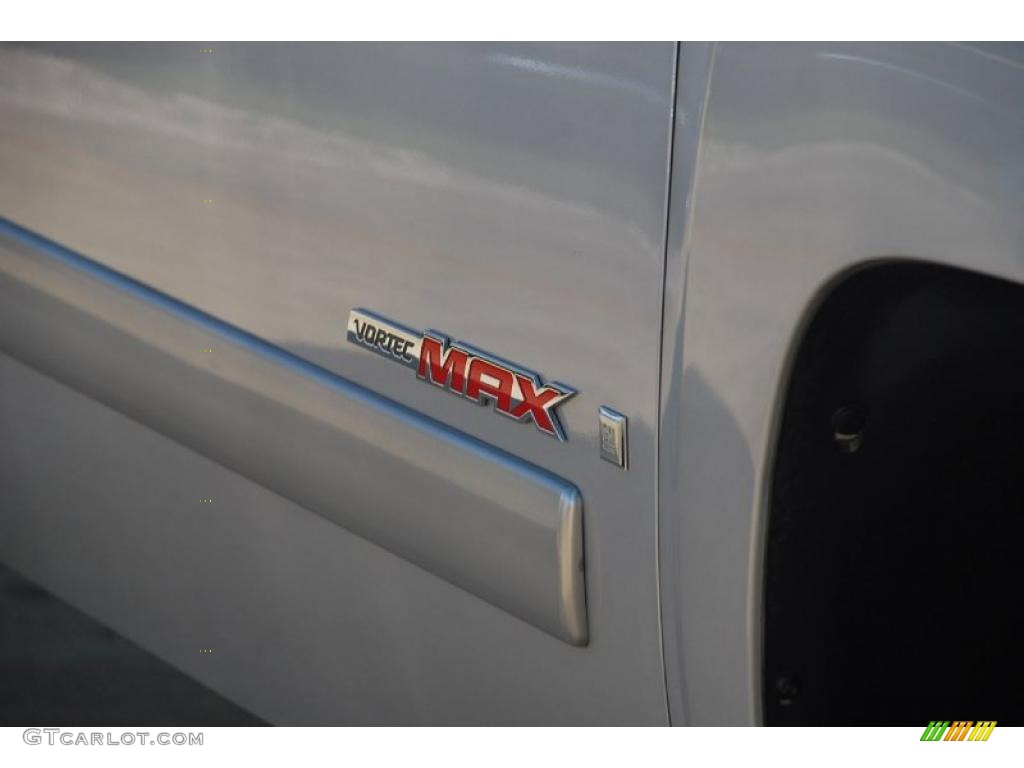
[347,308,576,441]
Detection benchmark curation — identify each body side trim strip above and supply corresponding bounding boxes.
[0,217,588,645]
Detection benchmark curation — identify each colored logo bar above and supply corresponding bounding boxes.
[920,721,996,741]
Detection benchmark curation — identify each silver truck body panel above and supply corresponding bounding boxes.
[1,41,1022,723]
[660,41,1024,725]
[0,42,676,724]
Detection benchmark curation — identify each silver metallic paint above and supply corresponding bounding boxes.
[2,40,1020,725]
[0,42,676,724]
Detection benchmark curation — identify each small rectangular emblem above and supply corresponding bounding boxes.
[598,406,628,469]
